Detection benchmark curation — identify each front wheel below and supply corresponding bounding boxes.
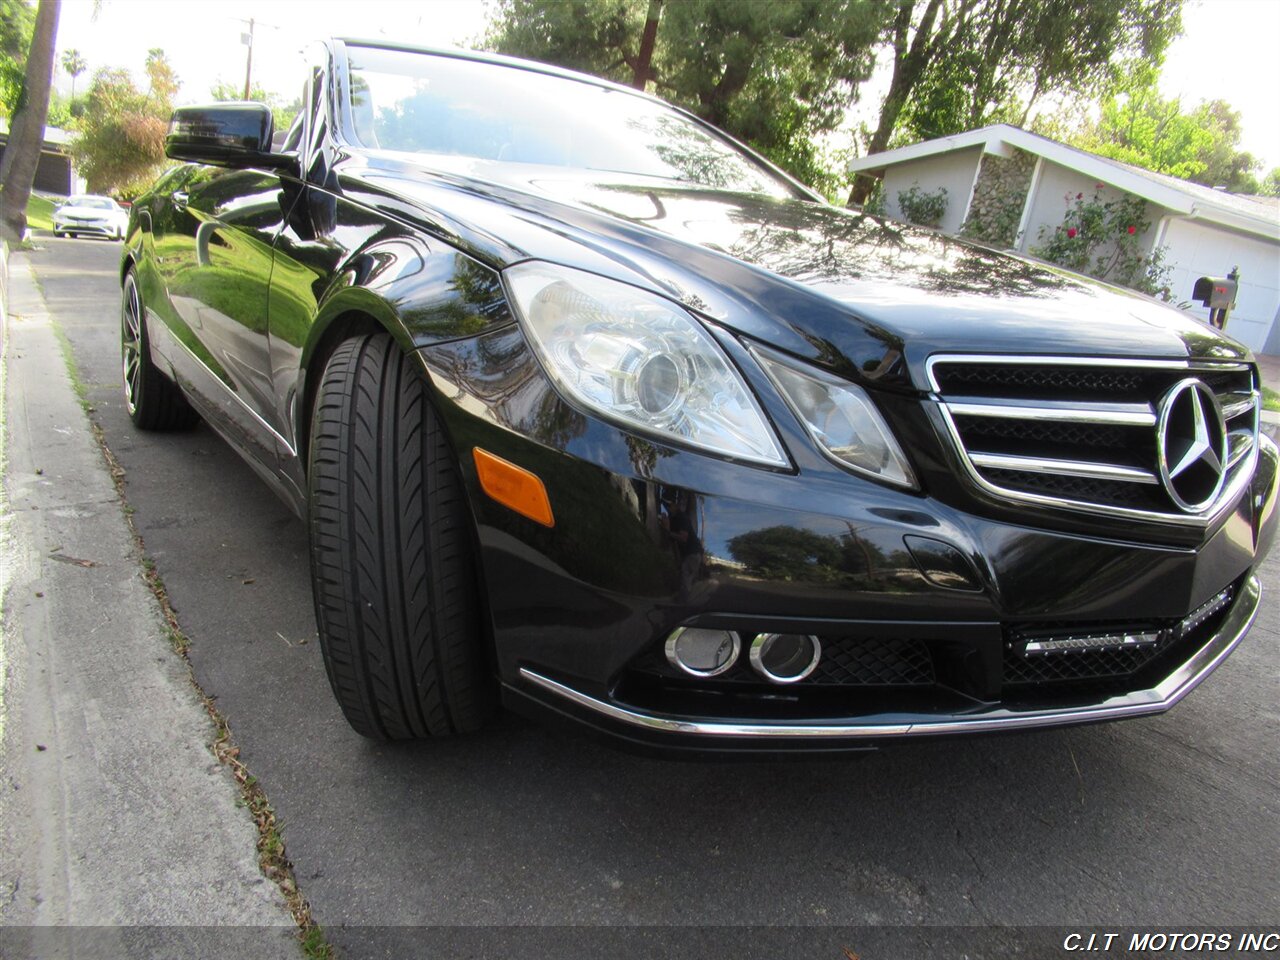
[121,270,199,430]
[307,333,495,740]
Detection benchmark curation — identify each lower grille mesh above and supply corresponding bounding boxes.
[1003,636,1171,684]
[812,637,934,686]
[1003,584,1235,686]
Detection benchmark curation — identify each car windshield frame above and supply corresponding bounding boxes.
[332,40,821,202]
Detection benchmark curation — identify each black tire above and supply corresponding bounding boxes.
[307,333,494,740]
[121,269,199,430]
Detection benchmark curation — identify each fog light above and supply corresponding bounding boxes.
[665,627,740,677]
[749,633,821,684]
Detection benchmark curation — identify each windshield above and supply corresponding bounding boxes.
[65,197,115,209]
[344,46,799,199]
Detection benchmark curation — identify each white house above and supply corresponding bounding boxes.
[848,124,1280,354]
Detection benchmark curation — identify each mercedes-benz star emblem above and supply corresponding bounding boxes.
[1156,378,1228,512]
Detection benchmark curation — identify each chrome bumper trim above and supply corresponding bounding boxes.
[518,576,1260,740]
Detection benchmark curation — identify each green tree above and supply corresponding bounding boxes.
[0,0,35,117]
[485,0,889,194]
[210,79,300,132]
[0,0,59,242]
[60,45,83,101]
[70,53,176,196]
[1257,169,1280,198]
[1186,99,1260,193]
[848,0,1183,204]
[44,86,70,126]
[1072,67,1261,191]
[143,47,178,106]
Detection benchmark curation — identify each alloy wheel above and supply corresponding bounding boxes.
[121,279,142,415]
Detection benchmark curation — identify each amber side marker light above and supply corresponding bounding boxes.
[473,447,555,527]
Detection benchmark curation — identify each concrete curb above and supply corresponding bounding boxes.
[0,255,298,954]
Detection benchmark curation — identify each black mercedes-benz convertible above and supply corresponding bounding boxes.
[120,38,1276,753]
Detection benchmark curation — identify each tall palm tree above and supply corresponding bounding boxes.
[0,0,62,242]
[61,46,85,102]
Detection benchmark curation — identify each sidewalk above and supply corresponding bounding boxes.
[0,256,297,957]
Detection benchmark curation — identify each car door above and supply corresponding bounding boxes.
[148,146,300,476]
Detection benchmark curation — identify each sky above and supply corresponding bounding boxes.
[50,0,1280,174]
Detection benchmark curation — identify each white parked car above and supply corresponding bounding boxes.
[52,195,129,240]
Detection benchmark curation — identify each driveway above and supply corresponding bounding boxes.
[22,238,1280,958]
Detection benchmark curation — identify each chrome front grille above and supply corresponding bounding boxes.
[928,355,1260,524]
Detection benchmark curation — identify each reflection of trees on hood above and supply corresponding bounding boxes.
[916,247,1074,299]
[718,198,1074,300]
[723,202,912,286]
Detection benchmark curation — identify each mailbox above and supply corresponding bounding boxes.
[1193,274,1237,310]
[1193,267,1239,330]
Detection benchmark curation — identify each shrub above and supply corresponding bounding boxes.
[1032,187,1173,300]
[896,183,948,227]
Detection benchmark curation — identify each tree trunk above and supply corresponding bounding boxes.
[847,0,947,206]
[631,0,662,90]
[0,0,62,244]
[702,51,754,128]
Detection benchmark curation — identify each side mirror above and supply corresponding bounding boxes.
[165,103,296,172]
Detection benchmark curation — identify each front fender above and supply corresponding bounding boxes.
[280,219,516,480]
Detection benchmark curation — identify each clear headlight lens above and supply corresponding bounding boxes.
[754,346,917,489]
[505,262,787,466]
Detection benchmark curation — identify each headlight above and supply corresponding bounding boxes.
[505,262,787,466]
[753,345,917,489]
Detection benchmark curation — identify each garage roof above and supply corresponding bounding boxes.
[849,124,1280,242]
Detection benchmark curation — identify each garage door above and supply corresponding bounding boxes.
[1161,218,1280,354]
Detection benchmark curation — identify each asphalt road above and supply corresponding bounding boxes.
[28,238,1280,957]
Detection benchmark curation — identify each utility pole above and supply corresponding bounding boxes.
[242,17,254,100]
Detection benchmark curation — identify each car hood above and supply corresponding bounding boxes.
[348,154,1248,390]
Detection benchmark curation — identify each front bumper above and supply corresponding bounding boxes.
[511,574,1260,750]
[420,328,1279,753]
[54,219,118,236]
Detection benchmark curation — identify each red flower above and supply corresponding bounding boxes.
[1076,192,1083,200]
[1096,183,1105,189]
[1067,227,1077,238]
[1127,225,1136,235]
